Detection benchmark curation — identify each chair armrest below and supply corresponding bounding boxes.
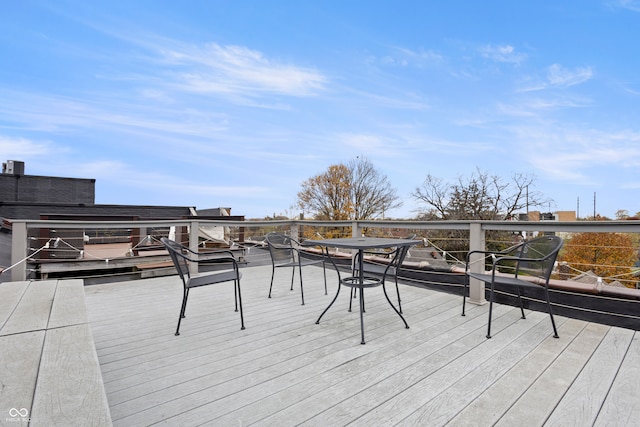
[465,243,523,265]
[465,249,504,266]
[173,250,238,267]
[182,245,235,257]
[484,254,555,281]
[197,256,238,265]
[198,249,237,257]
[487,255,523,271]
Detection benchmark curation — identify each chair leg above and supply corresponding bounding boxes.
[175,288,189,336]
[298,263,305,305]
[487,284,494,339]
[236,279,245,330]
[349,262,356,312]
[516,287,526,319]
[462,275,468,316]
[289,267,295,291]
[234,278,238,312]
[268,266,276,298]
[181,288,190,318]
[358,286,366,345]
[545,287,559,338]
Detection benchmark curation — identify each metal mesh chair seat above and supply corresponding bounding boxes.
[462,235,563,339]
[161,237,244,335]
[266,232,327,305]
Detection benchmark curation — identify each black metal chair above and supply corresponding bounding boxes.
[161,237,244,335]
[266,232,327,305]
[352,234,417,313]
[462,235,563,339]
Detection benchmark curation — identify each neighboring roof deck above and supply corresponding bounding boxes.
[83,264,639,426]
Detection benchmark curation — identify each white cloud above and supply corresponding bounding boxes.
[612,0,640,12]
[0,136,53,157]
[522,127,640,184]
[547,64,593,87]
[74,159,268,197]
[0,88,230,141]
[517,64,594,92]
[161,43,327,97]
[383,47,443,68]
[478,44,527,65]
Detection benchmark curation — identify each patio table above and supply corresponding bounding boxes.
[303,237,419,344]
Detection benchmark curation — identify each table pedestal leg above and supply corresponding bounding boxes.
[316,247,341,324]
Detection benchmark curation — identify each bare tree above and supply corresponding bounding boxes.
[616,209,630,220]
[297,157,401,220]
[413,168,552,220]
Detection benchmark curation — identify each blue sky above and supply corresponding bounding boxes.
[1,1,639,219]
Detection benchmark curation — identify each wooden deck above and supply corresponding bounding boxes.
[84,264,640,426]
[0,279,111,426]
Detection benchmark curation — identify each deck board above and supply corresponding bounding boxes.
[446,317,588,426]
[30,324,111,426]
[0,280,56,336]
[0,280,29,332]
[0,279,111,426]
[0,331,45,419]
[494,321,611,426]
[545,326,635,426]
[83,264,640,426]
[594,331,640,426]
[48,279,87,328]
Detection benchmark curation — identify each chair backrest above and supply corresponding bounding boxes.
[161,237,191,286]
[265,233,295,263]
[362,235,416,277]
[388,238,415,275]
[513,235,563,283]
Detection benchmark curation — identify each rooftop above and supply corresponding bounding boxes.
[83,264,639,426]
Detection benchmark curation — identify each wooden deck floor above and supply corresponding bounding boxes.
[84,264,640,426]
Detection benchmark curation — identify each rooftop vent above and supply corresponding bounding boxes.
[2,160,25,175]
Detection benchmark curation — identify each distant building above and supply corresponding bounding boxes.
[555,211,577,221]
[519,211,577,222]
[0,160,194,221]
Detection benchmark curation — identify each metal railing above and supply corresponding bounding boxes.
[6,218,640,306]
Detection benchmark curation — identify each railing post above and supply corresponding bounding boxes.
[189,220,199,276]
[352,221,361,238]
[11,221,28,282]
[290,223,299,241]
[467,222,487,305]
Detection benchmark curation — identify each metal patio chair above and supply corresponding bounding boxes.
[462,235,563,338]
[266,232,327,305]
[161,237,244,335]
